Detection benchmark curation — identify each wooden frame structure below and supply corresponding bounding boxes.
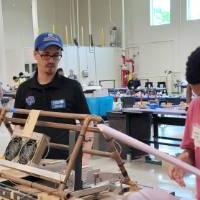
[0,107,139,199]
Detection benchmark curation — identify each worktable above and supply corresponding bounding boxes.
[108,107,186,159]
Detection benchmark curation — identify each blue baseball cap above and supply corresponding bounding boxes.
[34,32,63,50]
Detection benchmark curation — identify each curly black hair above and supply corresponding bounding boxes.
[186,47,200,84]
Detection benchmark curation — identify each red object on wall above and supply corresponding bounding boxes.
[121,67,129,87]
[121,55,134,72]
[121,55,135,87]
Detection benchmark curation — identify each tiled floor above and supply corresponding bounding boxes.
[89,156,195,199]
[0,122,196,199]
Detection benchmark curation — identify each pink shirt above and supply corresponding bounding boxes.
[181,97,200,199]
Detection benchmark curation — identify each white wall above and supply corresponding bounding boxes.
[0,0,6,84]
[79,0,122,46]
[37,0,69,41]
[2,0,34,84]
[125,0,200,82]
[37,0,122,46]
[95,47,121,87]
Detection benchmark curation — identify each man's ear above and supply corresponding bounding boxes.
[33,51,37,60]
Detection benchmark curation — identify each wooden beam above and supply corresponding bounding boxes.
[22,110,40,137]
[0,160,65,183]
[6,117,100,133]
[1,108,102,121]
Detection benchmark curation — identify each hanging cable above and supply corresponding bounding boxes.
[88,0,93,47]
[76,0,80,45]
[109,0,114,26]
[72,0,77,45]
[69,0,73,44]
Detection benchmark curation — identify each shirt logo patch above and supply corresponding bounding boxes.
[25,96,35,106]
[51,99,66,109]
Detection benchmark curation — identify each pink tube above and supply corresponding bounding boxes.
[98,124,200,177]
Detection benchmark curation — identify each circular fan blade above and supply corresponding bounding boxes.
[18,139,37,164]
[4,137,22,161]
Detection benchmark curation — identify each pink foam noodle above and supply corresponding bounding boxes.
[97,124,200,177]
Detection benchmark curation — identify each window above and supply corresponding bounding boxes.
[150,0,171,26]
[187,0,200,21]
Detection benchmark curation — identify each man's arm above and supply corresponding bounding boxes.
[74,82,90,114]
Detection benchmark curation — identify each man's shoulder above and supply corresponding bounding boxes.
[60,76,81,87]
[17,78,34,89]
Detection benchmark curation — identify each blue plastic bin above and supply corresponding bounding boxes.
[86,96,114,116]
[98,96,114,116]
[86,97,99,115]
[149,103,159,109]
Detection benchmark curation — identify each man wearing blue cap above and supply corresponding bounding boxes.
[13,32,90,159]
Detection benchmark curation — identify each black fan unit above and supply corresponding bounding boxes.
[3,132,49,165]
[18,139,37,164]
[4,137,23,161]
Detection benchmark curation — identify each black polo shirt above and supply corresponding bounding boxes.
[13,72,90,159]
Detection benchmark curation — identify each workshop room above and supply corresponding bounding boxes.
[0,0,200,199]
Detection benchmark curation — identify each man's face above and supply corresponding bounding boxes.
[34,46,62,76]
[190,83,200,96]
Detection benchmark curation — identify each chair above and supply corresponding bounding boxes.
[145,82,153,89]
[121,97,135,108]
[157,82,166,88]
[157,82,167,95]
[127,79,141,90]
[166,97,181,105]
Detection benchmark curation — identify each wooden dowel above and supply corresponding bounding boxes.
[99,131,139,189]
[98,124,200,177]
[83,149,112,158]
[0,172,62,197]
[49,143,112,158]
[4,121,13,135]
[0,160,65,183]
[59,116,92,190]
[6,117,100,133]
[50,143,70,150]
[0,108,6,125]
[0,108,102,122]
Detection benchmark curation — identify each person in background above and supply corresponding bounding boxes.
[127,72,141,90]
[13,32,91,160]
[68,69,77,80]
[168,46,200,199]
[57,68,65,76]
[12,72,27,89]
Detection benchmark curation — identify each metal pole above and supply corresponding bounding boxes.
[121,0,126,55]
[32,0,39,38]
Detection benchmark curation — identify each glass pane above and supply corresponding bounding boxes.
[187,0,200,20]
[150,0,171,26]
